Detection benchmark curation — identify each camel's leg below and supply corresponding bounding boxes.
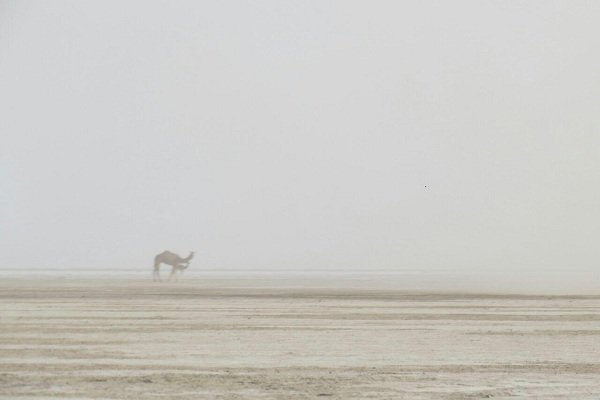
[168,267,176,282]
[153,263,161,282]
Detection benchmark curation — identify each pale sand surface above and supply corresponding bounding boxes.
[2,278,600,399]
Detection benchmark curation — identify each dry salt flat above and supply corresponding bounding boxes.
[2,278,600,399]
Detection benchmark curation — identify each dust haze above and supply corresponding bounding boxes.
[3,3,600,398]
[1,1,599,292]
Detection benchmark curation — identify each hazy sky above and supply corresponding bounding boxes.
[1,1,599,274]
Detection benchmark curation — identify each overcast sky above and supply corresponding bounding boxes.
[1,1,599,275]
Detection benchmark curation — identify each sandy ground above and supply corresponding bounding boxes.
[2,278,600,399]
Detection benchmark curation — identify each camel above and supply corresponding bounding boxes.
[153,251,194,282]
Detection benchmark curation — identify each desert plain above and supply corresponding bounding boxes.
[2,277,600,399]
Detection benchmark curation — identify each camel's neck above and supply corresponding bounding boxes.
[182,252,194,262]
